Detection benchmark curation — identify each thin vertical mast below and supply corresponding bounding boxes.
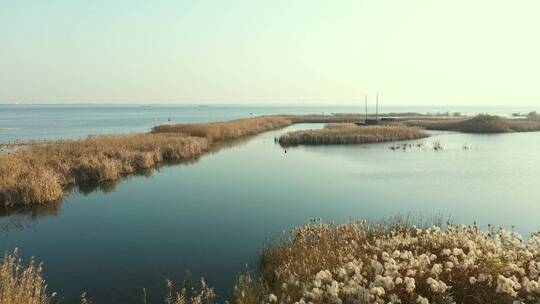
[376,92,379,120]
[364,94,368,122]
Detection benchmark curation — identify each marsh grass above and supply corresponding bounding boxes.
[527,111,540,121]
[406,114,540,133]
[152,116,292,142]
[0,249,53,304]
[1,116,292,206]
[278,123,428,147]
[0,133,208,206]
[251,219,540,304]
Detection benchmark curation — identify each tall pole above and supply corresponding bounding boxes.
[376,92,379,120]
[364,94,368,122]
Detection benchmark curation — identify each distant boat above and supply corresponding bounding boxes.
[198,105,209,107]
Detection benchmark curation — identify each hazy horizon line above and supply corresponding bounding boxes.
[0,102,538,109]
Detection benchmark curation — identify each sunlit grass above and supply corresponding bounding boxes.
[0,249,52,304]
[152,116,292,142]
[247,219,540,304]
[0,116,292,206]
[278,123,428,146]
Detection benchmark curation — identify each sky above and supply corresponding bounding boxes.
[1,0,539,106]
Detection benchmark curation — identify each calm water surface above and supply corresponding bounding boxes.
[1,104,537,142]
[1,119,540,303]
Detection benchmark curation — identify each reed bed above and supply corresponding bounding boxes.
[249,219,540,304]
[278,124,428,147]
[0,249,52,304]
[152,116,292,142]
[405,114,540,133]
[0,133,208,206]
[1,116,294,206]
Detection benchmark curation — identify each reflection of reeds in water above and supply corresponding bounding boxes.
[278,124,428,147]
[0,133,208,206]
[0,116,291,207]
[1,249,216,304]
[0,134,256,223]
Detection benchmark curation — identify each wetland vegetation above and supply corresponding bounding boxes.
[2,113,540,207]
[278,124,428,147]
[4,218,540,304]
[0,116,291,207]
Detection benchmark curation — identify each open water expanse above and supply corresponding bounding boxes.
[1,105,539,303]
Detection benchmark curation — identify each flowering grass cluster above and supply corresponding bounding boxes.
[258,219,540,304]
[278,124,428,147]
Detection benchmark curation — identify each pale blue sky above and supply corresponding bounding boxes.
[1,0,539,105]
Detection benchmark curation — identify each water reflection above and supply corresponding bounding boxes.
[0,135,252,228]
[1,125,539,303]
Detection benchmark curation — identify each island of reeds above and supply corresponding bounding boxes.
[278,123,428,147]
[403,113,540,133]
[4,218,540,304]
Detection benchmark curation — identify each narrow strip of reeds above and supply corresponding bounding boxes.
[278,123,428,147]
[0,133,208,206]
[152,116,292,142]
[1,116,293,206]
[405,114,540,133]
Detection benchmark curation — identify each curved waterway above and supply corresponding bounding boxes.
[1,124,540,303]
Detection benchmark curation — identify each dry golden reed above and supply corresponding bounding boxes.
[278,123,428,146]
[0,116,292,206]
[0,133,207,206]
[406,114,540,133]
[152,116,292,142]
[0,249,52,304]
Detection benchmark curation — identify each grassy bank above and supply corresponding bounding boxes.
[5,219,540,304]
[278,124,428,147]
[0,116,292,206]
[249,219,540,304]
[405,114,540,133]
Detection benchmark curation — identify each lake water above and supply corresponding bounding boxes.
[1,104,537,143]
[1,106,540,303]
